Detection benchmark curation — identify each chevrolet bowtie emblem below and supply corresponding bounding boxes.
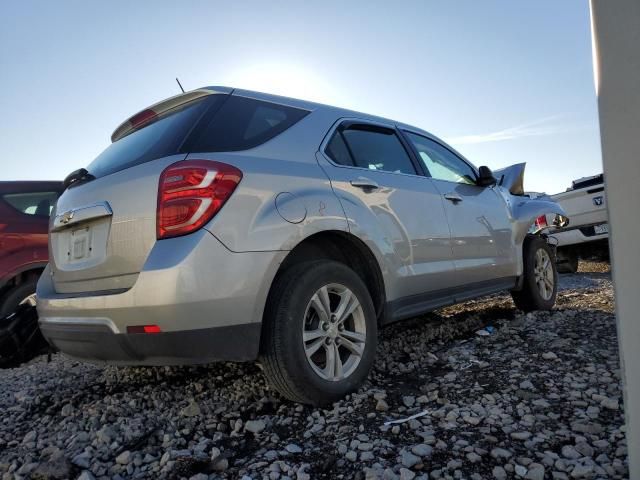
[60,210,74,224]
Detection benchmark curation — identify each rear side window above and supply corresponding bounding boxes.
[335,125,416,175]
[88,97,217,179]
[326,132,354,166]
[192,96,309,152]
[2,191,59,217]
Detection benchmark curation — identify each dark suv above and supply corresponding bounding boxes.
[0,181,62,315]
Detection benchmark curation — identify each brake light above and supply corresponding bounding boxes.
[129,109,157,129]
[535,214,548,229]
[157,160,242,239]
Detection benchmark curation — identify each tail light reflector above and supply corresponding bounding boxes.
[157,160,242,239]
[127,325,162,334]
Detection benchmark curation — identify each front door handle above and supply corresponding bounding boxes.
[444,192,463,203]
[350,178,379,190]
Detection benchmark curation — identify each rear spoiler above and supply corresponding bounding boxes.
[110,87,231,142]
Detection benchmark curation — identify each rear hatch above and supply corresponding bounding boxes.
[49,87,311,294]
[50,88,230,294]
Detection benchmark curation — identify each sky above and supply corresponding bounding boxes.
[0,1,601,194]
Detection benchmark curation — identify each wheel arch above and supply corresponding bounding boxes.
[263,230,387,326]
[0,263,47,296]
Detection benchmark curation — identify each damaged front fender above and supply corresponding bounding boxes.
[510,196,567,245]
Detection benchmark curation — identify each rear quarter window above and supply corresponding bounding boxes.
[191,96,309,152]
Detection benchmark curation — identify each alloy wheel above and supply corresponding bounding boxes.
[19,293,37,307]
[302,283,367,381]
[534,249,554,300]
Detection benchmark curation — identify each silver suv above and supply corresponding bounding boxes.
[37,87,565,405]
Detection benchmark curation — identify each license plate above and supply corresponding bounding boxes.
[69,226,92,261]
[594,224,608,235]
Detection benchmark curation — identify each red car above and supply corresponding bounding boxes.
[0,181,63,315]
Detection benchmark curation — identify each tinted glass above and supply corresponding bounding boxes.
[193,96,309,152]
[326,132,354,166]
[406,132,476,184]
[88,97,217,179]
[3,191,59,216]
[342,127,416,175]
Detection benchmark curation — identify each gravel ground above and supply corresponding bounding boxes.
[0,262,627,480]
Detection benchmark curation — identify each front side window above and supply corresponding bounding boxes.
[3,191,59,216]
[327,125,416,175]
[405,132,476,185]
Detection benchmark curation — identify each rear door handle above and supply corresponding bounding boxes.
[444,193,463,203]
[350,178,379,190]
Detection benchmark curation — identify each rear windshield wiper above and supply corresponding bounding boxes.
[63,168,95,190]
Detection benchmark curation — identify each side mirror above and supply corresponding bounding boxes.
[477,166,497,187]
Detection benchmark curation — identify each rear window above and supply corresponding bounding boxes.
[87,94,309,179]
[191,96,309,152]
[87,96,218,179]
[2,191,59,217]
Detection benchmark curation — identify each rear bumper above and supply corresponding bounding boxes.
[549,223,609,247]
[36,229,287,364]
[40,321,261,365]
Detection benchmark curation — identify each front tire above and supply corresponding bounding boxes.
[260,260,377,406]
[512,236,558,312]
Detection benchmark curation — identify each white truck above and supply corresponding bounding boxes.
[544,174,609,273]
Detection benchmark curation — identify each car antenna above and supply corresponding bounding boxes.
[176,77,185,93]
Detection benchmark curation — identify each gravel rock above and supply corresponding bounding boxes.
[400,450,421,468]
[525,463,545,480]
[561,445,581,460]
[285,443,302,453]
[410,444,432,457]
[115,450,132,465]
[515,464,527,477]
[399,468,415,480]
[492,466,507,480]
[491,448,513,459]
[77,471,96,480]
[180,399,201,417]
[245,419,266,433]
[570,463,594,478]
[376,398,390,411]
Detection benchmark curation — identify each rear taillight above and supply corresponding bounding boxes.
[535,214,548,229]
[157,160,242,239]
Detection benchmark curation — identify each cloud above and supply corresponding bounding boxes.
[446,115,573,145]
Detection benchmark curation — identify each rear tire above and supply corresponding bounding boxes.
[0,280,38,317]
[512,236,558,312]
[260,260,377,406]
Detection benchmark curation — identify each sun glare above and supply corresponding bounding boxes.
[223,63,343,105]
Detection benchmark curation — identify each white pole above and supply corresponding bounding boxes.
[590,1,640,476]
